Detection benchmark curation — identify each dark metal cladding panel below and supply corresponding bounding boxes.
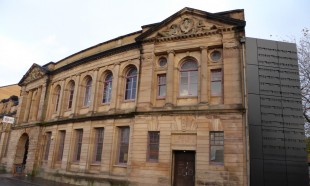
[248,94,261,126]
[285,128,307,162]
[247,65,260,94]
[250,159,264,186]
[263,160,287,186]
[262,127,285,160]
[286,161,309,186]
[245,37,258,65]
[249,125,263,159]
[246,38,307,186]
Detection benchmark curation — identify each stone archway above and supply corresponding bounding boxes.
[14,133,29,173]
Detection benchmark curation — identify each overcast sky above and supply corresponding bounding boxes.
[0,0,309,86]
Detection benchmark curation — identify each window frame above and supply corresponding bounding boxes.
[93,128,104,163]
[74,129,83,162]
[209,131,224,165]
[117,127,130,165]
[147,131,160,162]
[102,73,113,104]
[179,60,198,97]
[57,130,66,162]
[210,69,222,97]
[124,67,137,100]
[83,78,92,107]
[44,132,52,161]
[157,74,166,98]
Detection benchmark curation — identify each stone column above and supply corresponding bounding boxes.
[200,46,208,103]
[165,50,175,106]
[89,69,99,114]
[110,63,120,111]
[23,90,33,123]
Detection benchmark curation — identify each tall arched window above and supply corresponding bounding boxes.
[67,81,75,109]
[179,60,198,96]
[54,86,61,112]
[102,72,113,103]
[84,77,92,107]
[125,67,137,100]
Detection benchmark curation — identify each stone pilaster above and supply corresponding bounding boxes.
[165,50,175,106]
[89,69,99,114]
[110,63,120,111]
[200,46,208,103]
[72,74,81,116]
[23,90,33,123]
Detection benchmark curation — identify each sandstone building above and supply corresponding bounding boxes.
[0,7,307,186]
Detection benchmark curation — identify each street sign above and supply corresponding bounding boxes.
[3,116,15,124]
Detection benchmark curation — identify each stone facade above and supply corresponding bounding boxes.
[1,8,247,185]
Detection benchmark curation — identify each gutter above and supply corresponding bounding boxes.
[240,36,250,186]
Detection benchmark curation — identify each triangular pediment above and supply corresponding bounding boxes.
[18,63,48,86]
[136,7,245,41]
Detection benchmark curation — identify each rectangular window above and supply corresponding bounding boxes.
[57,130,66,162]
[74,129,83,161]
[157,74,166,98]
[210,131,224,164]
[211,69,222,96]
[44,132,52,160]
[118,127,130,164]
[93,128,104,163]
[147,131,160,161]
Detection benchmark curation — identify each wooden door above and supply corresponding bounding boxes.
[173,151,195,186]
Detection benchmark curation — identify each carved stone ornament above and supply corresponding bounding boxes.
[173,116,197,132]
[148,116,159,131]
[157,17,222,37]
[23,67,45,84]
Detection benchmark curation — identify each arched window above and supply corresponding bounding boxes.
[102,72,113,103]
[179,60,198,96]
[67,81,75,109]
[54,86,61,112]
[125,67,137,100]
[84,77,92,107]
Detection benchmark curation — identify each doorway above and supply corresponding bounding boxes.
[14,133,29,173]
[173,151,195,186]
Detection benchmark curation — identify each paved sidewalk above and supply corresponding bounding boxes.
[0,173,77,186]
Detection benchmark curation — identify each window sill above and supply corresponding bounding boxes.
[90,163,101,166]
[100,102,111,106]
[113,164,127,168]
[177,95,198,99]
[209,162,224,166]
[156,97,165,100]
[123,99,135,103]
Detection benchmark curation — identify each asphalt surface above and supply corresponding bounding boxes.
[0,174,77,186]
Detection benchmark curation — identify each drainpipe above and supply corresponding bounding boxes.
[240,36,250,186]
